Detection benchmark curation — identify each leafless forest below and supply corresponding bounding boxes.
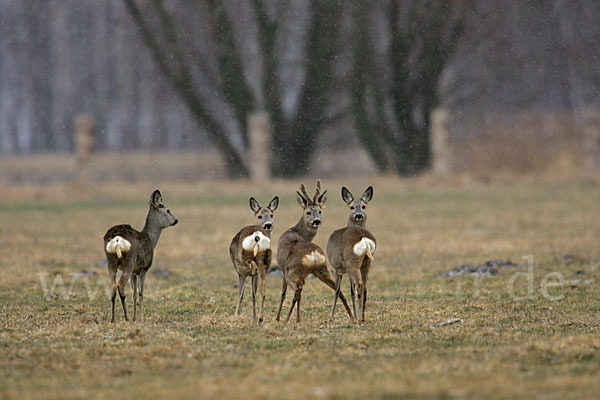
[1,0,599,177]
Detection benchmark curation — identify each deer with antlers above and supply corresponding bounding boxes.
[275,181,354,323]
[229,196,279,323]
[327,186,376,322]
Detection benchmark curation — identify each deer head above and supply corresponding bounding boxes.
[297,180,327,229]
[249,196,279,233]
[341,186,373,227]
[147,189,178,229]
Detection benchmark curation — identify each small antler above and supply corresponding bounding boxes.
[313,180,322,204]
[299,183,312,204]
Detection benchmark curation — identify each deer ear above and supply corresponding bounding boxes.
[150,190,163,207]
[249,197,261,213]
[296,191,308,208]
[341,186,354,204]
[318,190,327,206]
[361,186,373,203]
[268,196,279,212]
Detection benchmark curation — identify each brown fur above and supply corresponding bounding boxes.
[275,181,353,323]
[103,190,177,323]
[229,196,278,323]
[327,186,376,322]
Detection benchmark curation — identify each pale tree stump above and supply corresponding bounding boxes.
[248,112,271,181]
[431,108,450,174]
[581,108,600,173]
[74,114,95,184]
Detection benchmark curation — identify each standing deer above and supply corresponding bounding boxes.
[229,196,279,323]
[327,186,376,322]
[275,181,354,323]
[103,190,178,322]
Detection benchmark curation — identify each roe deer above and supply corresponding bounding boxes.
[229,196,279,323]
[104,190,178,322]
[275,181,353,323]
[327,186,375,322]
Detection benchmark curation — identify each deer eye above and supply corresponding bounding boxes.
[258,215,263,219]
[318,210,322,214]
[350,206,355,210]
[361,205,365,209]
[306,211,311,215]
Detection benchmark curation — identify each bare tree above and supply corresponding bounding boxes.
[123,0,342,177]
[351,0,472,175]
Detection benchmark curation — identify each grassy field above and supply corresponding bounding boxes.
[1,173,600,399]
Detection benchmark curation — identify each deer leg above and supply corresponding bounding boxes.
[362,286,367,322]
[296,288,302,323]
[315,268,354,322]
[275,276,287,322]
[258,270,266,324]
[336,291,354,322]
[251,274,258,324]
[330,272,342,321]
[110,289,117,323]
[360,264,369,322]
[117,271,131,322]
[350,282,356,321]
[295,288,303,323]
[235,274,247,316]
[139,270,147,323]
[286,287,302,323]
[348,268,365,323]
[131,274,138,322]
[109,267,117,323]
[355,282,363,323]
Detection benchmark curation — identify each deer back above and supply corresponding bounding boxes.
[328,226,376,270]
[283,239,328,283]
[104,224,138,258]
[345,227,376,263]
[230,225,272,274]
[276,229,302,269]
[104,189,177,273]
[104,224,154,272]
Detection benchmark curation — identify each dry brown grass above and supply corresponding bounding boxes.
[1,168,600,399]
[452,111,584,176]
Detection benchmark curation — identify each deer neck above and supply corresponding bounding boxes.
[292,216,318,242]
[142,209,162,248]
[259,229,273,239]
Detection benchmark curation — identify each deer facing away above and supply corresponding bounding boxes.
[229,196,279,323]
[327,186,376,322]
[104,190,178,322]
[275,181,353,323]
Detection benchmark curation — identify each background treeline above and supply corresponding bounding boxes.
[1,0,599,177]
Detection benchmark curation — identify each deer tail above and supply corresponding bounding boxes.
[353,237,376,260]
[366,245,374,261]
[106,236,132,259]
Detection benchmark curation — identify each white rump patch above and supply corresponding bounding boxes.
[106,236,132,259]
[353,237,376,258]
[302,250,326,267]
[242,231,271,254]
